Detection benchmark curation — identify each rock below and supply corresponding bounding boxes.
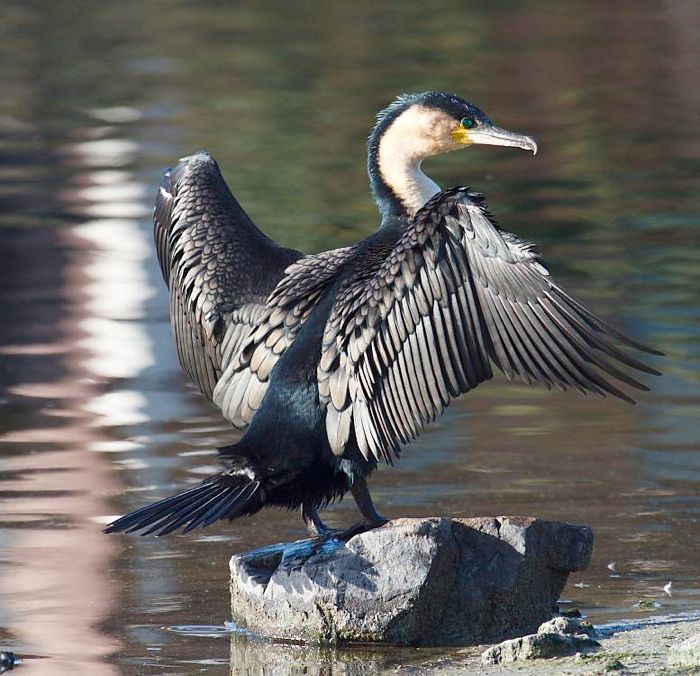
[482,616,599,664]
[537,616,597,638]
[229,516,593,646]
[481,632,599,664]
[0,651,17,673]
[668,632,700,667]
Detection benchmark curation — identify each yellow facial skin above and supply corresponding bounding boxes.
[451,127,472,146]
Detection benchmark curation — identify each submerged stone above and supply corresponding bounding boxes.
[229,516,593,646]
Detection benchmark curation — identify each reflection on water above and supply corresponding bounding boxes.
[1,1,699,673]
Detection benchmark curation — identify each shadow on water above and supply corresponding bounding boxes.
[1,0,699,673]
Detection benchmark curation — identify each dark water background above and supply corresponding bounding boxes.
[1,1,699,673]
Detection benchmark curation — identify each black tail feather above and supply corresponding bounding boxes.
[189,481,259,530]
[103,475,260,536]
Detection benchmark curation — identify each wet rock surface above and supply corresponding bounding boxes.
[482,617,600,664]
[668,632,700,667]
[229,516,593,646]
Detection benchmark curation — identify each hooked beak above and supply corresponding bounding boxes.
[452,123,538,155]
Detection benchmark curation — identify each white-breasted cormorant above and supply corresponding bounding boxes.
[105,92,660,538]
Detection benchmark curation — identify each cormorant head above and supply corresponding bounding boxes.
[371,92,538,159]
[368,92,537,219]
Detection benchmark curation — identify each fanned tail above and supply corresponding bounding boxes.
[103,474,261,536]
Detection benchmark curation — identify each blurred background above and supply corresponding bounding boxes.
[1,1,699,673]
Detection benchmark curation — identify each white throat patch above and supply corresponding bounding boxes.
[377,106,458,214]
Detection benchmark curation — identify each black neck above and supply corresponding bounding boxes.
[367,105,411,225]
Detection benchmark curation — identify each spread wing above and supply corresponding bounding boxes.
[213,247,354,427]
[319,187,661,463]
[154,152,301,401]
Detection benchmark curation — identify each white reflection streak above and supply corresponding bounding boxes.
[83,390,150,426]
[0,132,155,675]
[69,156,155,422]
[70,138,140,167]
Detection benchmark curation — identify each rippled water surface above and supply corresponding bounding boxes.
[1,2,699,673]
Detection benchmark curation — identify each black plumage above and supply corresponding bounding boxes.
[153,153,301,399]
[105,92,661,539]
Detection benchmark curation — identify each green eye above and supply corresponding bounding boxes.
[461,116,475,129]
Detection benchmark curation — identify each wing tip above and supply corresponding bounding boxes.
[175,150,217,170]
[643,346,665,357]
[167,151,226,198]
[620,337,664,358]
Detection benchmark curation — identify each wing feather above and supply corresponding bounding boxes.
[212,247,354,427]
[319,187,660,462]
[154,152,300,406]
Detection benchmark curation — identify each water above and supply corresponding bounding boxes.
[1,1,699,673]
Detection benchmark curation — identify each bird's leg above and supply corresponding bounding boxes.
[301,502,338,539]
[351,477,388,526]
[336,477,389,540]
